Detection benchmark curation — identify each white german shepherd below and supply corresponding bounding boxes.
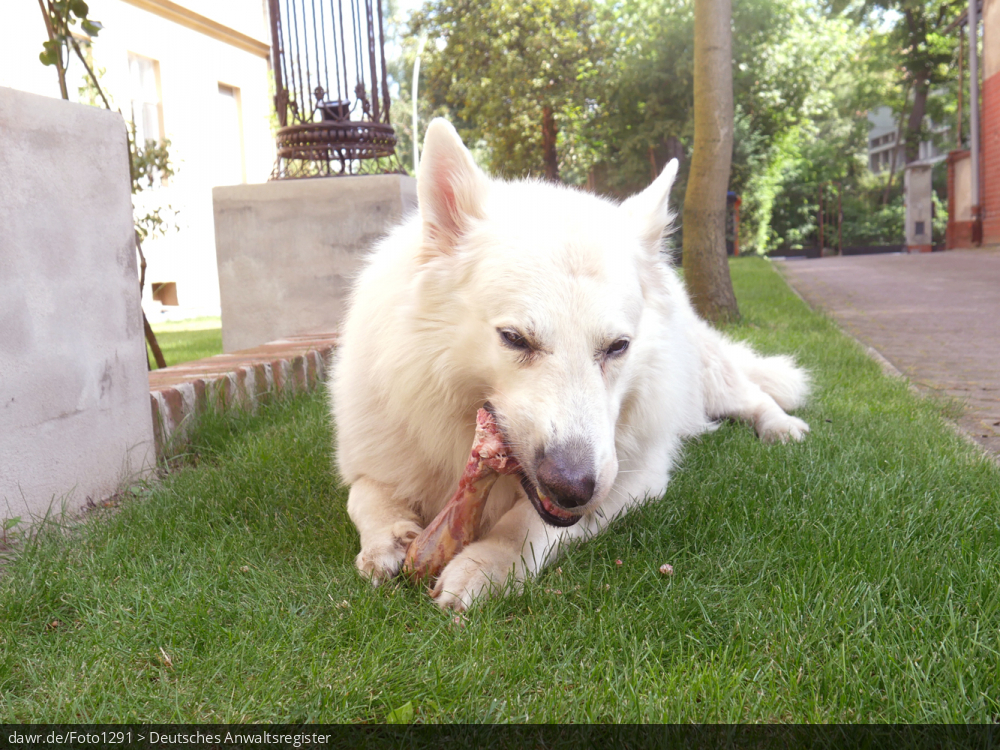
[331,119,809,611]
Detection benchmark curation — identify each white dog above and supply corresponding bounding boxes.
[330,119,809,611]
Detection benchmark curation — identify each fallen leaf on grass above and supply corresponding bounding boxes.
[385,700,414,724]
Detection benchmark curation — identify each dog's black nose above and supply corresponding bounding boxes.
[535,443,596,509]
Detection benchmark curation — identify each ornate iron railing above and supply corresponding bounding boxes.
[268,0,400,178]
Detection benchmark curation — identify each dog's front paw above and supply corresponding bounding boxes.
[355,520,423,586]
[757,411,810,444]
[431,544,520,611]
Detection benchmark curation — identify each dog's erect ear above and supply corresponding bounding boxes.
[417,118,488,258]
[621,158,679,250]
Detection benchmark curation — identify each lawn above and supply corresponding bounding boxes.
[147,316,223,369]
[2,258,999,722]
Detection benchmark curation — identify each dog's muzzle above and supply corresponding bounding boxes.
[521,441,595,527]
[486,403,589,528]
[535,442,596,509]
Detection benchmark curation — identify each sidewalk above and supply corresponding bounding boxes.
[776,249,1000,459]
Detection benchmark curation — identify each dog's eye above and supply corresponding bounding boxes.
[499,329,531,350]
[606,338,630,356]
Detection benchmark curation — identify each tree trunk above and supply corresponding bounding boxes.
[143,312,167,370]
[904,77,929,164]
[541,105,559,182]
[135,230,167,370]
[882,81,912,206]
[664,135,684,163]
[682,0,738,323]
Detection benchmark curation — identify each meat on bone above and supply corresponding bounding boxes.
[403,406,519,585]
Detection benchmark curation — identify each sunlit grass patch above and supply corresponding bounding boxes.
[148,316,222,368]
[3,259,998,722]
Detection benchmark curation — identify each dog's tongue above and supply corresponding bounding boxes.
[403,405,518,585]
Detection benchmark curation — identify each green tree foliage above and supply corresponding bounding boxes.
[589,0,694,195]
[129,125,179,242]
[37,0,103,100]
[405,0,963,251]
[850,0,962,163]
[749,0,964,251]
[409,0,604,180]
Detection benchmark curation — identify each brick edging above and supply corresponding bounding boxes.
[148,332,338,457]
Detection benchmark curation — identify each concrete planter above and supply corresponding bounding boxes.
[0,86,154,523]
[212,174,417,352]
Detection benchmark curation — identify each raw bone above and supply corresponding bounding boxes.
[403,407,518,584]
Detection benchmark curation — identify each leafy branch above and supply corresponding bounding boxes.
[37,0,102,100]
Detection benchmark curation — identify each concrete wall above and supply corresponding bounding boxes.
[904,164,934,252]
[952,154,972,221]
[0,86,154,523]
[213,175,417,352]
[948,150,978,249]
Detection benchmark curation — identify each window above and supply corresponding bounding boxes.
[151,282,178,306]
[215,84,245,185]
[128,53,163,147]
[915,221,925,236]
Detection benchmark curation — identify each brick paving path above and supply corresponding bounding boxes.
[148,332,338,456]
[776,249,1000,459]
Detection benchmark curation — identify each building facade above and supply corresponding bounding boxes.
[868,106,903,173]
[4,0,276,316]
[983,0,1000,243]
[868,105,948,174]
[947,0,998,248]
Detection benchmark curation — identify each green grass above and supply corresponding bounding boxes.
[148,316,222,369]
[3,258,1000,722]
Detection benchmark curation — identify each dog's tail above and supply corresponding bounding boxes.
[724,340,811,412]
